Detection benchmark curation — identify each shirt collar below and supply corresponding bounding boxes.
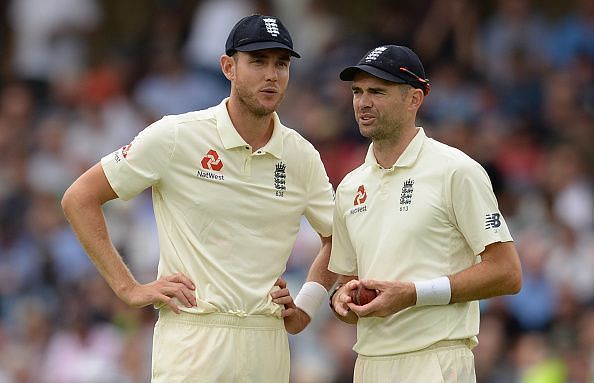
[364,127,426,169]
[214,98,284,159]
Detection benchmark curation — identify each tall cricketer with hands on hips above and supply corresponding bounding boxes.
[61,14,336,382]
[328,45,522,382]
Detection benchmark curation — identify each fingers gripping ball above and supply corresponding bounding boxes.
[349,285,378,306]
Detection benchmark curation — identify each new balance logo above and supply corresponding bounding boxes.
[485,213,501,229]
[354,185,367,206]
[201,149,223,171]
[364,46,387,62]
[263,18,280,36]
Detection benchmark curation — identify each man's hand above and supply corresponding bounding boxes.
[118,273,197,314]
[330,282,359,324]
[333,282,355,317]
[271,278,311,334]
[347,279,416,317]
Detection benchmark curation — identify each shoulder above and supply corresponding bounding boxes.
[423,139,491,189]
[164,107,217,130]
[278,124,324,166]
[281,124,318,154]
[424,138,486,176]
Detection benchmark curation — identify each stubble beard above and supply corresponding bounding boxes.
[360,114,404,143]
[234,83,283,118]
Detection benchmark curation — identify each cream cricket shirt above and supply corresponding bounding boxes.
[329,128,512,356]
[102,99,333,317]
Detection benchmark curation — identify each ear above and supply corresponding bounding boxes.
[220,55,236,81]
[409,88,424,111]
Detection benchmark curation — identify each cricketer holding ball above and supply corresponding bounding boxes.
[328,45,522,383]
[62,14,336,382]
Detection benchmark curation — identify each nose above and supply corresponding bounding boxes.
[264,63,278,82]
[356,92,373,109]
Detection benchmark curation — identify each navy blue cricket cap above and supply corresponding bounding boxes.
[225,14,301,58]
[340,45,430,95]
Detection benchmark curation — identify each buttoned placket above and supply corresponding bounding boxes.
[241,145,252,176]
[377,165,396,200]
[241,146,267,177]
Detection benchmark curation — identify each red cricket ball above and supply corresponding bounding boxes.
[349,285,378,306]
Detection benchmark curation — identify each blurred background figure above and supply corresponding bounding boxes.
[0,0,592,382]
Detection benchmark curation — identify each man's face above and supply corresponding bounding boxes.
[230,49,291,116]
[351,72,413,141]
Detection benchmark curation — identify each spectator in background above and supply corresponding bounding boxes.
[134,45,228,120]
[184,0,256,79]
[545,0,594,68]
[505,229,557,332]
[479,0,548,85]
[8,0,101,98]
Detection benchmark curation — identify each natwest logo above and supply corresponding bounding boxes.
[121,144,132,159]
[354,185,367,205]
[201,149,223,171]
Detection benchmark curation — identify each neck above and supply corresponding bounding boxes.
[372,126,418,169]
[226,97,274,151]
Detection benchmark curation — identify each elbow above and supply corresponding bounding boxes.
[61,186,75,219]
[510,272,523,295]
[498,243,523,296]
[61,184,85,221]
[506,265,523,296]
[505,278,522,296]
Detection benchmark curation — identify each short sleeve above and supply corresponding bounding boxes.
[303,150,334,237]
[449,159,513,255]
[101,117,177,201]
[328,185,358,276]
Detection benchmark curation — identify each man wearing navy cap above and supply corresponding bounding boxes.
[62,14,336,382]
[327,45,522,382]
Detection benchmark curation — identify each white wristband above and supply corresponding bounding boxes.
[294,281,328,319]
[414,276,451,306]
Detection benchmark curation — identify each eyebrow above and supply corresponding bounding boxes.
[247,51,291,61]
[352,85,388,92]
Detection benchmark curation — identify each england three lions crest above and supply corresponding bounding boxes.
[274,162,286,197]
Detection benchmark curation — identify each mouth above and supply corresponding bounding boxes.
[260,87,278,95]
[358,113,376,125]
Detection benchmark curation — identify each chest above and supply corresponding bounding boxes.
[341,170,452,240]
[158,140,306,221]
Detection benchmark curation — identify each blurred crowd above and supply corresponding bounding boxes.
[0,0,592,382]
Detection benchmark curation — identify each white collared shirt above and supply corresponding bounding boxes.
[329,128,512,356]
[102,99,334,317]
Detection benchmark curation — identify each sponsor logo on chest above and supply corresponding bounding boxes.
[350,185,368,215]
[197,149,224,181]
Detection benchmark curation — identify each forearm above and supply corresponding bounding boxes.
[62,189,138,298]
[305,236,337,290]
[450,241,522,303]
[292,236,335,324]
